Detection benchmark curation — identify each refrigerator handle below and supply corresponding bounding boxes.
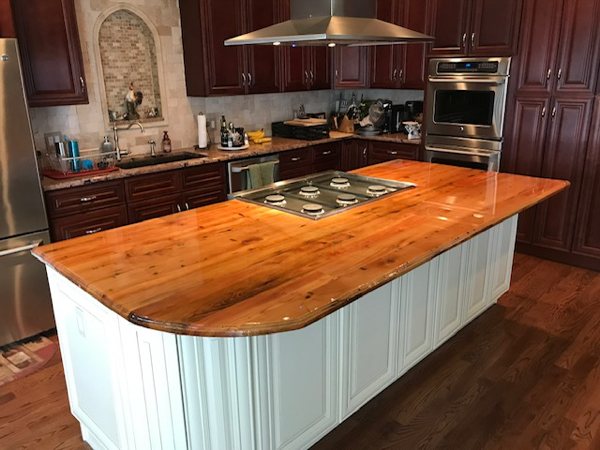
[0,240,43,257]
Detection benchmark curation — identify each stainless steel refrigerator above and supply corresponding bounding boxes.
[0,38,54,347]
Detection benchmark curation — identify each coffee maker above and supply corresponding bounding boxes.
[391,101,424,132]
[380,99,394,133]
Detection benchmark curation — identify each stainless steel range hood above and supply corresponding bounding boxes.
[225,0,434,47]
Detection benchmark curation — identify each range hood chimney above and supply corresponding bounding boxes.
[225,0,434,47]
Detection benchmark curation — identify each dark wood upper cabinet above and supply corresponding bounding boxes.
[371,0,402,89]
[11,0,88,107]
[311,47,331,90]
[469,0,522,56]
[573,96,600,262]
[180,0,278,96]
[533,97,593,252]
[428,0,471,56]
[334,47,369,89]
[401,0,429,89]
[428,0,522,57]
[0,0,15,37]
[554,0,600,95]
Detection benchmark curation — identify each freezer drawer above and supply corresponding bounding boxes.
[0,230,54,347]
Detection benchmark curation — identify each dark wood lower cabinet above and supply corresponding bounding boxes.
[340,141,369,171]
[127,195,182,224]
[313,143,341,172]
[367,141,419,165]
[50,206,128,242]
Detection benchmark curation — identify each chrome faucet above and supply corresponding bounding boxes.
[113,121,144,161]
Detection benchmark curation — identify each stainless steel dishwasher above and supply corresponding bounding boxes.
[227,154,280,193]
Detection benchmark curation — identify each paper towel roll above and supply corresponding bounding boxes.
[198,113,208,149]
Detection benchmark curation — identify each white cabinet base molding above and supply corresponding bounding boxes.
[48,216,518,450]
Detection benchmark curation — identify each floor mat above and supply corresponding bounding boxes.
[0,336,58,387]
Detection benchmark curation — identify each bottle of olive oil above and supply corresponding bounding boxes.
[162,131,172,153]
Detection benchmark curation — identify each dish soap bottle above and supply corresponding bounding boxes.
[162,131,172,153]
[100,136,113,154]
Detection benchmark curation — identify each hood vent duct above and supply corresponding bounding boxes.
[225,0,434,47]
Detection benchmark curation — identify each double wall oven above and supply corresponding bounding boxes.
[425,57,511,171]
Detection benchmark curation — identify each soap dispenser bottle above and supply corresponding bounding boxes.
[162,131,172,153]
[100,136,113,154]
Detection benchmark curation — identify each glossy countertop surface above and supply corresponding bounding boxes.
[41,132,420,192]
[33,161,568,337]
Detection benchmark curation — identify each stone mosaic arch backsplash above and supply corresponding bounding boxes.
[98,9,162,123]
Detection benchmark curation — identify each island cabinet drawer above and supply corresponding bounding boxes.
[124,171,183,203]
[280,147,315,179]
[183,188,226,210]
[182,163,226,190]
[50,205,128,241]
[45,181,126,218]
[368,142,418,165]
[313,142,341,172]
[127,194,182,224]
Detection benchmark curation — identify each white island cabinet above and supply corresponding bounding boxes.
[47,216,518,450]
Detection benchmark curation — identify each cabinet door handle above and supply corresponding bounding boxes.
[291,157,301,162]
[541,107,547,118]
[185,202,190,210]
[551,106,557,118]
[309,70,314,83]
[80,196,97,203]
[177,204,182,213]
[471,33,475,49]
[335,69,339,80]
[241,72,247,86]
[462,33,467,50]
[363,147,368,157]
[557,68,562,80]
[304,70,309,85]
[80,76,86,93]
[398,69,404,81]
[85,228,102,235]
[392,68,398,80]
[248,73,253,86]
[546,68,552,80]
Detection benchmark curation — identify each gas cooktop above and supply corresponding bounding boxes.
[232,171,416,220]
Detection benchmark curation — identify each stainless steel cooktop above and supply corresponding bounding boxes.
[232,171,416,220]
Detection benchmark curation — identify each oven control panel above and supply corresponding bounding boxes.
[437,61,499,74]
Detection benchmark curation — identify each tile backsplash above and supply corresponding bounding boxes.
[28,0,423,157]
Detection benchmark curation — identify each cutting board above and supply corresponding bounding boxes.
[284,118,328,127]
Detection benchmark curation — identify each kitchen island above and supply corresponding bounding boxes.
[33,160,567,450]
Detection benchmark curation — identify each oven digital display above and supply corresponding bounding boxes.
[438,61,499,73]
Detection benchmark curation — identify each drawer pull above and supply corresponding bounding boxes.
[291,157,302,162]
[85,228,102,235]
[388,151,399,156]
[177,204,182,213]
[185,202,190,210]
[80,196,97,203]
[321,151,332,156]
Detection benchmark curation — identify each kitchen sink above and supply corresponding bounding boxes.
[117,152,208,170]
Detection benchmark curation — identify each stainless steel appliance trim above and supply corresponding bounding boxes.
[425,147,500,172]
[428,77,507,85]
[0,240,42,257]
[231,161,280,173]
[428,57,512,77]
[227,154,280,193]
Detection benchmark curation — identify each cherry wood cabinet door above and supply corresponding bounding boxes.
[554,0,600,95]
[128,195,183,224]
[281,47,310,91]
[50,206,128,242]
[11,0,88,106]
[573,97,600,262]
[201,0,246,96]
[514,0,563,95]
[533,97,593,252]
[245,0,279,94]
[340,141,369,171]
[0,0,15,37]
[503,96,550,243]
[367,142,418,165]
[469,0,522,56]
[427,0,470,56]
[334,47,369,89]
[371,0,401,89]
[311,47,332,90]
[401,0,429,89]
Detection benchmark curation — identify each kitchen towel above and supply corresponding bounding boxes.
[198,113,208,149]
[247,161,277,189]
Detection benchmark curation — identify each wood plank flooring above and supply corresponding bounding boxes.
[0,253,598,450]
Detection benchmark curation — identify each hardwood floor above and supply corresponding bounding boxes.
[0,253,598,450]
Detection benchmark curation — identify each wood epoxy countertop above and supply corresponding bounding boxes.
[33,161,568,337]
[41,132,420,192]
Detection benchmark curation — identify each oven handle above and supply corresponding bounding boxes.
[231,161,279,173]
[428,77,506,85]
[425,145,499,158]
[0,240,43,258]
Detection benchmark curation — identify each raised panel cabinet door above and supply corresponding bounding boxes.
[127,195,183,224]
[334,47,369,89]
[400,0,429,89]
[399,259,437,373]
[469,0,522,56]
[368,141,418,165]
[0,0,15,37]
[427,0,470,56]
[50,205,128,242]
[245,0,279,94]
[310,47,332,90]
[340,141,369,171]
[514,0,563,95]
[124,171,182,203]
[434,246,466,347]
[45,180,126,219]
[462,229,494,323]
[340,282,400,419]
[554,0,600,95]
[371,0,402,88]
[201,0,246,95]
[573,97,600,261]
[257,316,339,450]
[12,0,88,106]
[534,97,593,252]
[281,47,311,91]
[503,96,550,243]
[489,216,518,302]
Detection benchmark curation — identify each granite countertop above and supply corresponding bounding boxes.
[41,132,421,192]
[33,160,568,337]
